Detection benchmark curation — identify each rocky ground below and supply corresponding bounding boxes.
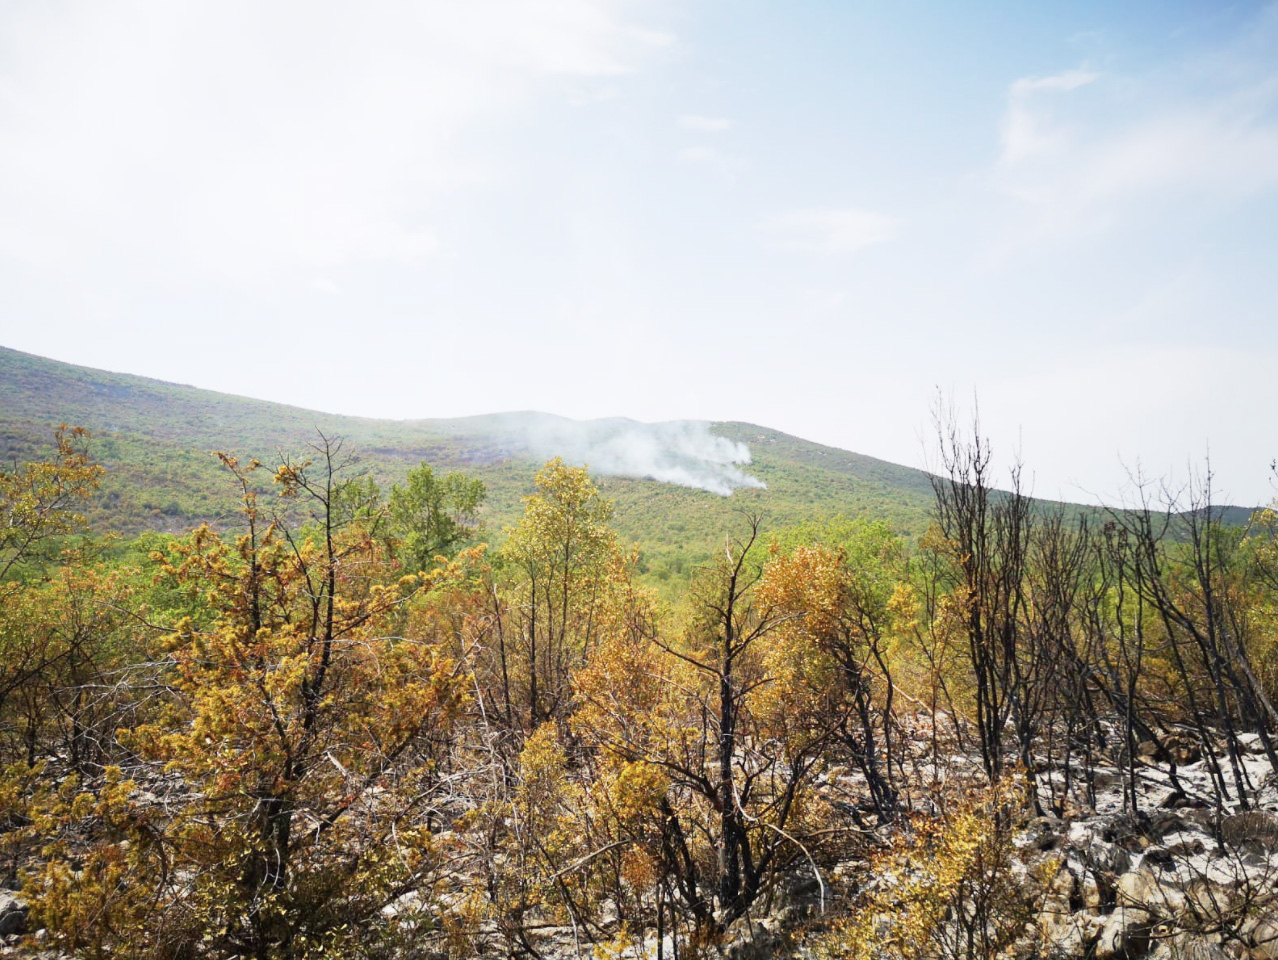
[4,726,1277,959]
[1024,735,1278,960]
[724,728,1278,960]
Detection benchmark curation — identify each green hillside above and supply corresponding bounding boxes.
[1,345,1255,584]
[0,346,947,579]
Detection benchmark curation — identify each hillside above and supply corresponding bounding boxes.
[2,345,1258,585]
[8,345,1278,960]
[0,345,952,580]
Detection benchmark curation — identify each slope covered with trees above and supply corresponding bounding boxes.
[2,417,1277,960]
[0,346,969,578]
[4,346,1254,591]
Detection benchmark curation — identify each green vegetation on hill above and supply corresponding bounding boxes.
[5,413,1277,960]
[0,346,946,582]
[0,345,1255,588]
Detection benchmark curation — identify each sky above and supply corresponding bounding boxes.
[1,1,1276,506]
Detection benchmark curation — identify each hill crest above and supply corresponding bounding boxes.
[0,345,1256,582]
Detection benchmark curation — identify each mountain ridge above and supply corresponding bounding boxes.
[0,345,1256,584]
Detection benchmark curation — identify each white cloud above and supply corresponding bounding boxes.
[676,144,742,184]
[993,52,1278,243]
[999,68,1098,165]
[678,146,718,163]
[0,1,672,281]
[764,208,900,255]
[679,114,732,132]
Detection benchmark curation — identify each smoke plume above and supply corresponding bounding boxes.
[500,415,766,495]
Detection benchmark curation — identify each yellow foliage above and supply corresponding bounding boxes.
[591,924,640,960]
[25,452,470,959]
[815,779,1042,960]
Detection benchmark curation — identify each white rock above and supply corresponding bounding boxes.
[0,891,27,936]
[1094,906,1152,960]
[1245,917,1278,960]
[1039,909,1102,957]
[1081,871,1102,912]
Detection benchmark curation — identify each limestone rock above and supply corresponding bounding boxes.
[1084,837,1135,878]
[1027,815,1067,852]
[1039,909,1102,958]
[1049,864,1076,901]
[1165,734,1203,767]
[1221,812,1278,855]
[1095,905,1153,960]
[1081,871,1103,911]
[1116,868,1159,906]
[1149,933,1229,960]
[1244,917,1278,960]
[723,921,786,960]
[0,891,28,936]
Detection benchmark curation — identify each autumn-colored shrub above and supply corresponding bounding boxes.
[815,778,1048,960]
[24,447,470,960]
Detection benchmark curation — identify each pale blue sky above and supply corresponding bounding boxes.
[2,1,1275,504]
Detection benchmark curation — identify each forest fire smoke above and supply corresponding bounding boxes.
[516,415,766,495]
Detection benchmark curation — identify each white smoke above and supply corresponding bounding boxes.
[513,415,766,495]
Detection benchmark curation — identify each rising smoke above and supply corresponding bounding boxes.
[497,414,766,495]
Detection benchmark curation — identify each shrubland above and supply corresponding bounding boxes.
[2,417,1278,959]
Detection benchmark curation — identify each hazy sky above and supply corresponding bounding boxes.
[2,1,1276,505]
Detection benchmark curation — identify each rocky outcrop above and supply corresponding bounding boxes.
[1028,801,1278,960]
[0,890,28,936]
[1221,812,1278,855]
